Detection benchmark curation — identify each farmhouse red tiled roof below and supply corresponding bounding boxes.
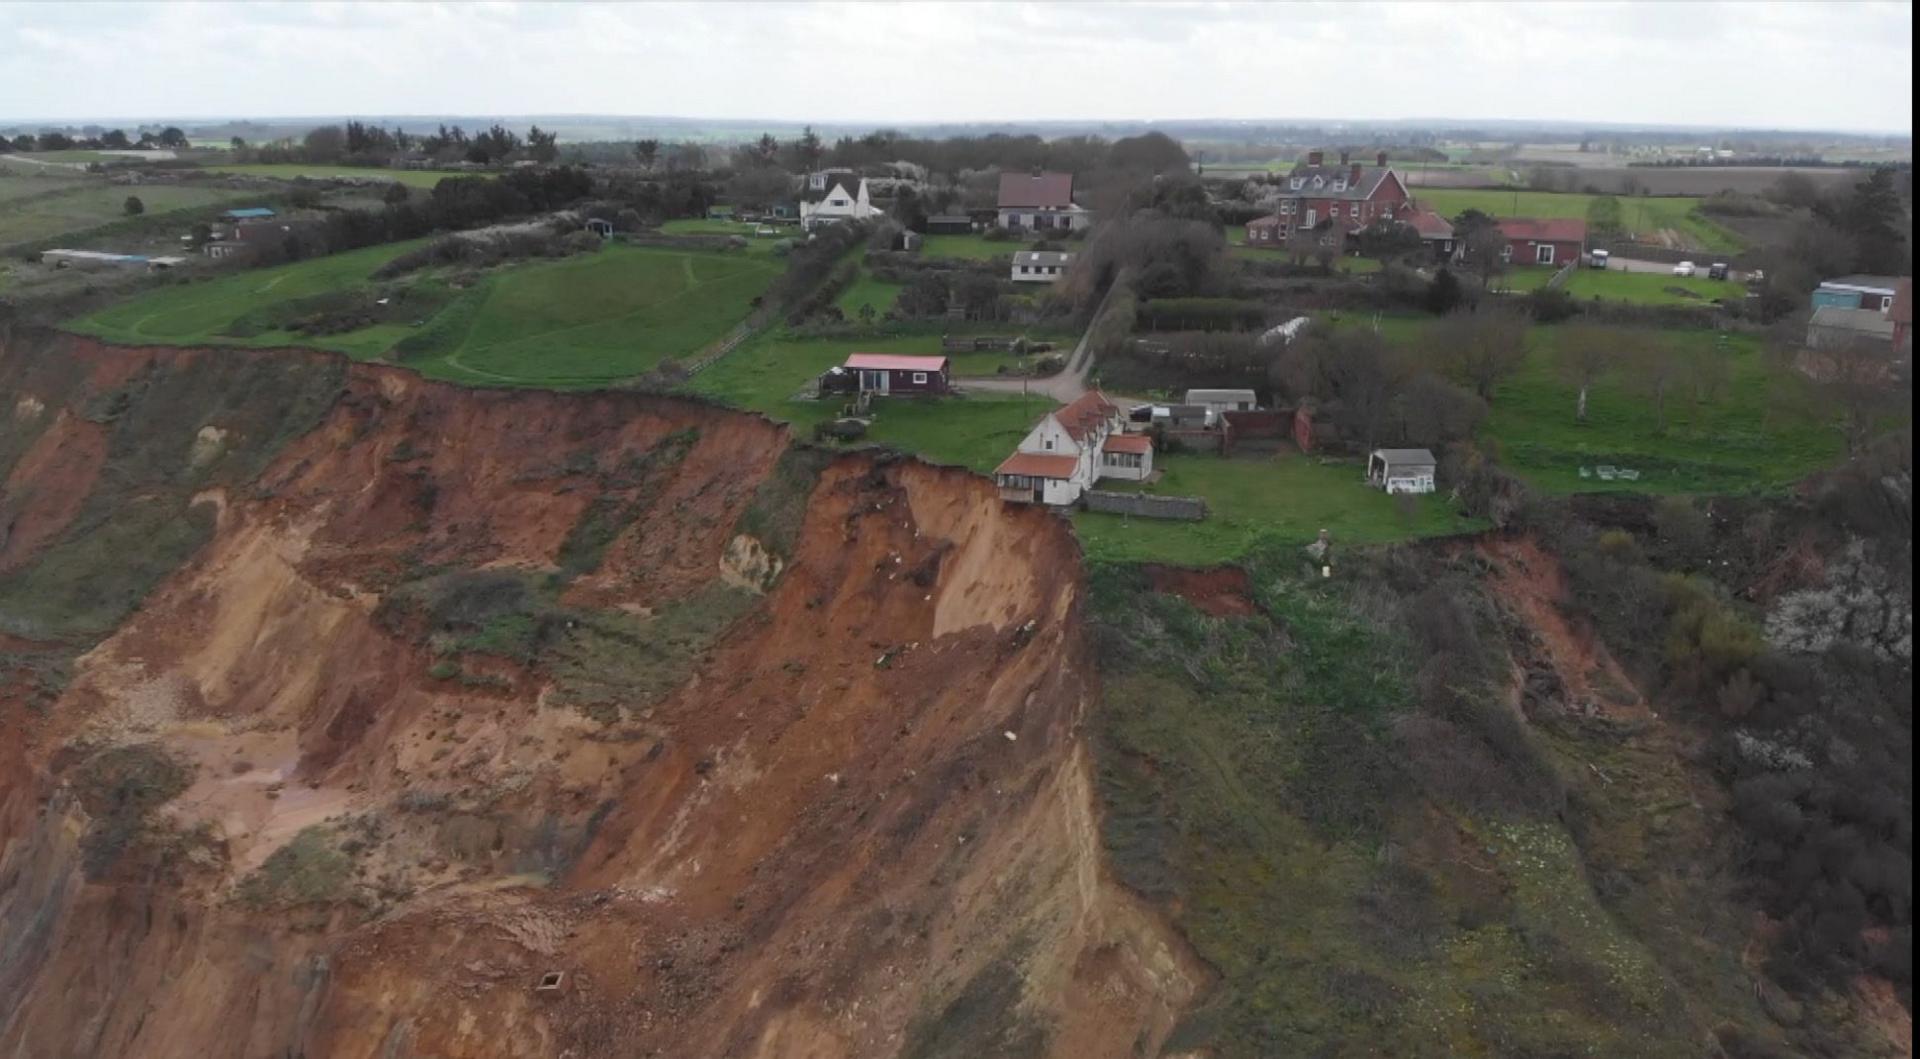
[1055,390,1120,442]
[1406,209,1454,239]
[995,452,1079,479]
[1102,434,1152,455]
[1496,218,1589,243]
[843,353,949,372]
[997,171,1075,210]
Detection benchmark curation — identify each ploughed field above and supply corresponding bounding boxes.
[66,240,782,387]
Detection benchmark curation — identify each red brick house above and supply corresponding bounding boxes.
[1244,151,1413,247]
[1493,218,1588,267]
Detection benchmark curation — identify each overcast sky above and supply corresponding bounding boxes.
[1,1,1910,134]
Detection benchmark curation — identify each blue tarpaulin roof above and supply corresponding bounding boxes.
[223,207,277,219]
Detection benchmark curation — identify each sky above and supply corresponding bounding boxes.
[1,1,1911,134]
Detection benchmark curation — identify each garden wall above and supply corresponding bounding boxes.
[1084,491,1208,521]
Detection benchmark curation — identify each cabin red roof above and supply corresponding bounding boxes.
[843,353,949,372]
[995,452,1079,479]
[1102,434,1152,455]
[1054,390,1120,442]
[998,171,1075,210]
[1496,218,1588,244]
[1406,209,1454,239]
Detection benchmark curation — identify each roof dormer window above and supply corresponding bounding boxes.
[1289,178,1303,190]
[1332,179,1347,191]
[1312,176,1325,188]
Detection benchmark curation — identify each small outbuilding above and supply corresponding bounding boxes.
[925,215,974,235]
[1184,389,1257,415]
[1011,250,1072,283]
[840,353,950,396]
[222,207,278,221]
[585,218,615,238]
[1367,448,1437,494]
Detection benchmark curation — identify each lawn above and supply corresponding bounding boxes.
[0,184,255,246]
[835,266,903,318]
[1074,453,1485,565]
[1484,330,1843,493]
[1494,266,1560,293]
[919,233,1021,261]
[1562,269,1745,307]
[1410,188,1745,253]
[68,241,782,387]
[194,164,461,188]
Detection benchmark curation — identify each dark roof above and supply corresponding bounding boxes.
[927,214,972,224]
[1276,163,1397,201]
[998,171,1075,209]
[1496,218,1588,244]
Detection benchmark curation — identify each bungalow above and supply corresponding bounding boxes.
[1244,151,1413,247]
[584,217,615,238]
[1812,275,1903,312]
[1493,218,1588,267]
[801,178,881,229]
[995,391,1148,505]
[838,353,950,396]
[996,171,1092,231]
[1011,250,1073,283]
[1366,448,1437,495]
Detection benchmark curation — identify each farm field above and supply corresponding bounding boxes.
[1075,453,1484,565]
[0,173,90,203]
[68,241,782,386]
[0,183,255,247]
[1409,188,1745,252]
[193,163,462,188]
[1562,269,1745,306]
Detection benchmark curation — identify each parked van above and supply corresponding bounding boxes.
[1587,249,1609,269]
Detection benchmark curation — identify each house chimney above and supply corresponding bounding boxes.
[1376,150,1388,167]
[1307,150,1323,166]
[1339,150,1350,166]
[1350,162,1363,185]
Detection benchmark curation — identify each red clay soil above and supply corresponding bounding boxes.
[1477,535,1653,723]
[1143,563,1256,617]
[0,336,1203,1059]
[0,409,107,573]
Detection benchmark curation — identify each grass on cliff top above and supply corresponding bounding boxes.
[66,241,780,387]
[1075,453,1485,565]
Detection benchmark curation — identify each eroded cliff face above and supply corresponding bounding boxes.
[0,332,1203,1058]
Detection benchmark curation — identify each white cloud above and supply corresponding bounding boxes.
[0,1,1908,132]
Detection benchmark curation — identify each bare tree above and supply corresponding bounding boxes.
[1431,306,1530,402]
[1554,324,1624,423]
[1681,341,1732,405]
[1797,335,1911,453]
[1460,224,1507,290]
[632,138,660,170]
[1628,337,1684,434]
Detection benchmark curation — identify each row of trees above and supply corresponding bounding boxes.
[0,127,188,152]
[240,122,562,168]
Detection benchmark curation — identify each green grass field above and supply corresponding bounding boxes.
[1494,266,1561,292]
[835,266,903,318]
[69,241,781,386]
[1410,188,1744,252]
[0,184,255,246]
[1075,454,1483,564]
[193,164,460,188]
[0,173,89,203]
[1562,269,1745,306]
[1485,330,1842,493]
[920,233,1021,261]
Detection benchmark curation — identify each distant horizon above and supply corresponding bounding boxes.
[2,113,1911,142]
[3,2,1909,136]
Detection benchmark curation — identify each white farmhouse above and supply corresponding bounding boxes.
[995,391,1153,505]
[1011,250,1073,283]
[800,178,881,229]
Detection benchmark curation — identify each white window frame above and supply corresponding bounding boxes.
[1304,208,1317,227]
[1536,244,1555,265]
[1499,244,1514,262]
[912,372,928,384]
[1289,178,1304,190]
